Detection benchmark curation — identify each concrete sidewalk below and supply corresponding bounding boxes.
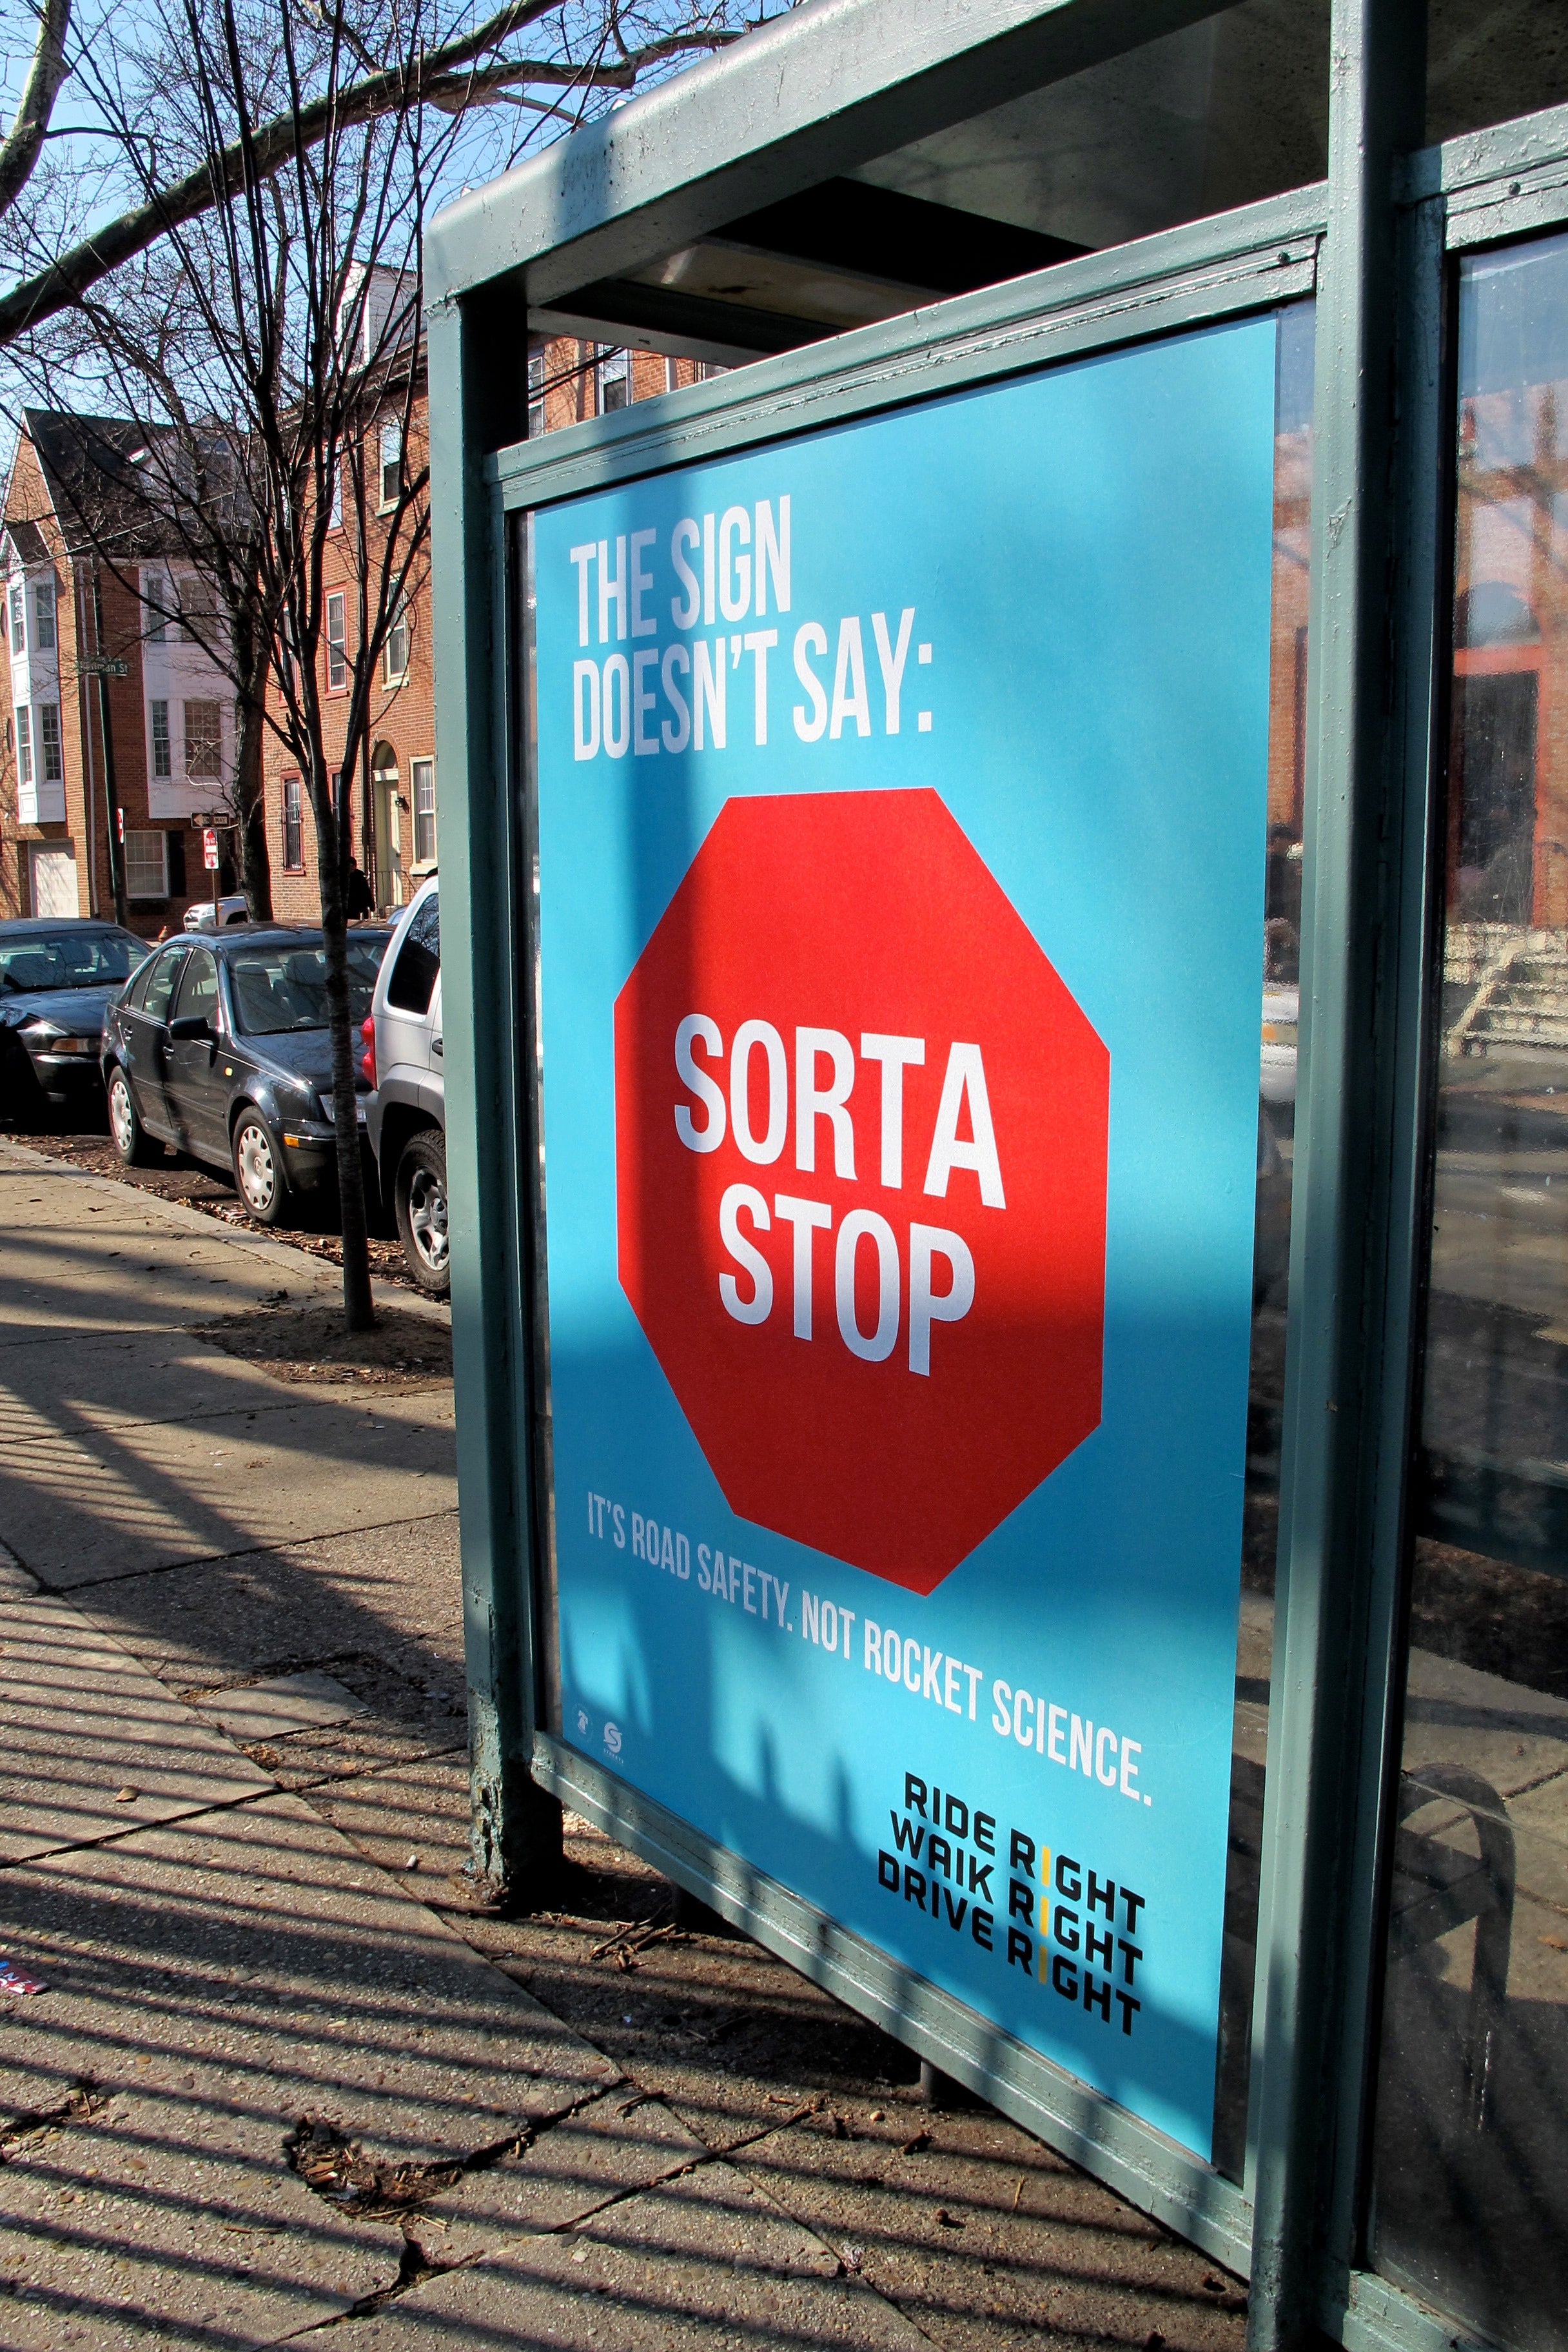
[1,1140,1248,2350]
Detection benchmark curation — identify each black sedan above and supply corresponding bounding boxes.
[101,925,389,1224]
[0,919,152,1121]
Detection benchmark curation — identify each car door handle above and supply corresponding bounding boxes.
[431,1036,443,1057]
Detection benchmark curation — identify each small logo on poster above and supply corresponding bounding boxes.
[576,1707,591,1736]
[603,1721,623,1758]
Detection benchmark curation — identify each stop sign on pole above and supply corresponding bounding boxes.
[615,789,1108,1592]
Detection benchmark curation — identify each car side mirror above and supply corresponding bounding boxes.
[168,1013,215,1043]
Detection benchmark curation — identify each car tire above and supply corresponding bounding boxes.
[231,1107,291,1226]
[395,1130,449,1297]
[107,1066,162,1166]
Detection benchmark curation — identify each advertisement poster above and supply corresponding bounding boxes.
[531,318,1275,2161]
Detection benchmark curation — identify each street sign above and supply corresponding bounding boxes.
[78,656,129,678]
[530,319,1275,2162]
[202,828,219,871]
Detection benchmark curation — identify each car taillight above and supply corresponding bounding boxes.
[360,1014,377,1090]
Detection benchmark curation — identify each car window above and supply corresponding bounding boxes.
[0,928,144,992]
[228,937,387,1035]
[175,946,219,1024]
[143,946,188,1024]
[386,890,439,1015]
[123,955,156,1012]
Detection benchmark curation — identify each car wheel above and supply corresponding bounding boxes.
[231,1108,290,1226]
[395,1131,449,1297]
[107,1066,162,1166]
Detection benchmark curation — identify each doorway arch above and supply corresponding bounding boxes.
[369,741,403,912]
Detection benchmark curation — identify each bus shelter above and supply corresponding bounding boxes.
[424,6,1568,2348]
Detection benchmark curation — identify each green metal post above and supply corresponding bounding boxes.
[428,280,562,1905]
[1246,0,1429,2343]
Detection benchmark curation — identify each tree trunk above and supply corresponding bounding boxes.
[313,763,375,1333]
[235,632,273,921]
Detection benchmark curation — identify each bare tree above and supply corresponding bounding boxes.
[0,0,767,344]
[8,0,779,1330]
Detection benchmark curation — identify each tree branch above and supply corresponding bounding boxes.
[0,0,732,344]
[0,0,74,220]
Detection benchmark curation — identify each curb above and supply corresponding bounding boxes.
[0,1137,449,1327]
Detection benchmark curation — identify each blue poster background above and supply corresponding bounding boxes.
[531,318,1277,2160]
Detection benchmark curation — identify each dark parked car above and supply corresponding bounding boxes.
[101,925,390,1224]
[0,919,151,1121]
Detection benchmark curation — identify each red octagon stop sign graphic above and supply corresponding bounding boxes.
[614,789,1108,1593]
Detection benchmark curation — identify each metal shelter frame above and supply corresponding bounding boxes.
[424,4,1568,2346]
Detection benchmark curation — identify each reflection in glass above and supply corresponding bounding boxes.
[1211,299,1312,2180]
[1369,232,1568,2352]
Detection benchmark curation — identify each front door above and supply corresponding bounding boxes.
[164,945,227,1160]
[373,767,402,911]
[122,943,186,1138]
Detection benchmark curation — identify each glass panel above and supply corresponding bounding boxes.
[1211,297,1313,2180]
[1427,2,1568,147]
[513,302,1315,2184]
[1369,230,1568,2352]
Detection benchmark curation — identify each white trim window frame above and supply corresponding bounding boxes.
[124,829,169,901]
[282,774,304,872]
[184,697,222,782]
[326,590,347,690]
[411,755,436,865]
[38,701,61,783]
[378,418,403,509]
[142,567,169,643]
[15,701,32,786]
[596,344,631,414]
[384,602,411,685]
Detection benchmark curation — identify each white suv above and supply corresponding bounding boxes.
[363,876,446,1295]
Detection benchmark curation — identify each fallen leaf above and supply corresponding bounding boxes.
[113,1787,138,1803]
[901,2128,932,2155]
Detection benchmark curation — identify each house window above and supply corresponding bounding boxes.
[329,460,343,531]
[143,569,168,643]
[184,699,222,779]
[597,346,630,414]
[411,756,436,865]
[9,584,23,654]
[38,701,61,783]
[32,582,55,651]
[150,699,171,778]
[378,420,402,506]
[179,573,218,645]
[529,349,545,437]
[124,830,168,901]
[326,591,346,690]
[384,603,409,683]
[15,704,31,785]
[282,776,304,872]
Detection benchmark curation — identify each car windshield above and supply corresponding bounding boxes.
[227,939,386,1035]
[0,930,144,992]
